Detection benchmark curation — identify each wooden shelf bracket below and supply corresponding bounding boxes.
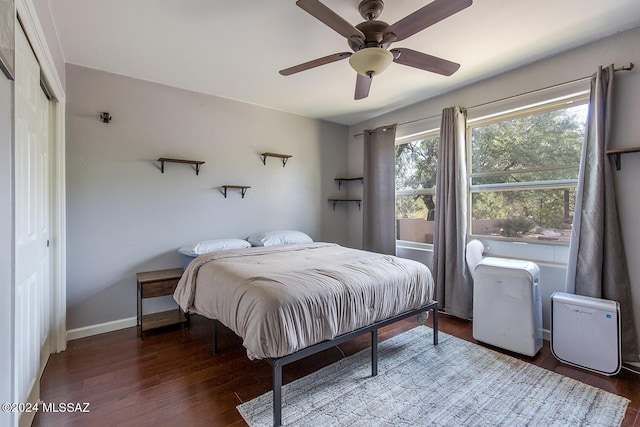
[222,185,251,198]
[261,152,292,167]
[607,147,640,171]
[328,198,362,211]
[335,177,364,190]
[158,157,205,175]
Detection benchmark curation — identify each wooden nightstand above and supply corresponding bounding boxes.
[136,268,188,338]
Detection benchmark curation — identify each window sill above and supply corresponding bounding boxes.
[468,234,570,247]
[396,240,434,251]
[469,235,569,265]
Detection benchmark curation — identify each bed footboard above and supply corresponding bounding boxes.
[215,301,438,427]
[211,301,438,426]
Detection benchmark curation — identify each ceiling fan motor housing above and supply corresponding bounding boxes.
[348,20,392,51]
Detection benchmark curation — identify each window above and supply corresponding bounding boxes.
[469,99,588,243]
[395,131,439,244]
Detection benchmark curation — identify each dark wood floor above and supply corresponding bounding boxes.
[34,313,640,427]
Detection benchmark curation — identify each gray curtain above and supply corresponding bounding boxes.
[432,107,472,319]
[363,124,397,255]
[565,65,639,362]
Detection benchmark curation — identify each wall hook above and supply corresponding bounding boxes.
[100,112,112,123]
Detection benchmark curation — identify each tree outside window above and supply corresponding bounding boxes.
[394,100,588,245]
[395,134,439,243]
[470,103,587,242]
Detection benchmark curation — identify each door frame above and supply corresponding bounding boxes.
[16,0,66,353]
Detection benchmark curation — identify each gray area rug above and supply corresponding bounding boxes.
[237,326,629,426]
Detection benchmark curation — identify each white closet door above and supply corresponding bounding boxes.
[14,22,51,421]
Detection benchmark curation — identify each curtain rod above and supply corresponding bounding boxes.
[353,62,634,138]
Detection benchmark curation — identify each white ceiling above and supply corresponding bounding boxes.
[47,0,640,125]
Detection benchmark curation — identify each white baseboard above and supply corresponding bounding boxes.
[67,319,553,344]
[66,317,137,341]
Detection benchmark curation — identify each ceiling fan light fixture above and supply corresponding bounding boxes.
[349,47,393,76]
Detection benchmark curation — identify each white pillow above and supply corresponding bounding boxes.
[247,230,313,247]
[178,238,251,256]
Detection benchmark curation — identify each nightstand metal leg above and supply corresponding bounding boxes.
[137,280,142,339]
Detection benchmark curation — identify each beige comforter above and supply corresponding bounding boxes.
[174,242,434,359]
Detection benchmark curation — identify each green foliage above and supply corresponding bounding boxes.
[496,217,536,237]
[396,195,435,220]
[472,188,576,229]
[395,135,439,220]
[395,135,439,190]
[396,195,426,219]
[395,104,587,238]
[471,107,585,182]
[470,105,586,230]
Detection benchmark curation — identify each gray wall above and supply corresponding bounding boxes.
[66,65,349,330]
[347,26,640,349]
[0,75,14,426]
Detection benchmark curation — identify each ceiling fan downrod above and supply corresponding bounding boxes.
[358,0,384,21]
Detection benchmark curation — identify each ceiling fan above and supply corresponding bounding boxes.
[279,0,473,100]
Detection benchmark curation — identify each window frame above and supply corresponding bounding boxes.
[395,128,440,248]
[466,92,590,245]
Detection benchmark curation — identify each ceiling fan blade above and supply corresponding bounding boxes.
[354,73,372,100]
[386,0,473,42]
[279,52,352,76]
[391,48,460,76]
[296,0,365,41]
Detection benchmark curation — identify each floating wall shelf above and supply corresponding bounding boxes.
[328,198,362,211]
[158,158,205,175]
[261,152,292,167]
[335,177,364,190]
[222,185,251,198]
[607,147,640,170]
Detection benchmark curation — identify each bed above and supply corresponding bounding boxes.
[174,241,438,426]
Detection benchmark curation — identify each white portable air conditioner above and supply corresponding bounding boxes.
[551,292,621,376]
[472,257,542,357]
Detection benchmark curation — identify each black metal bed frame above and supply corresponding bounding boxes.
[212,300,439,427]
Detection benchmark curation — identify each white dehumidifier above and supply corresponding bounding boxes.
[551,292,621,375]
[472,257,543,357]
